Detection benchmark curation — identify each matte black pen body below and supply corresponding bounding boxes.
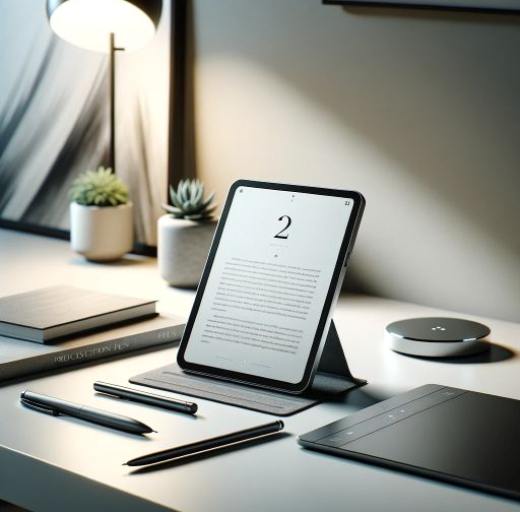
[94,381,198,414]
[126,420,284,466]
[21,390,154,434]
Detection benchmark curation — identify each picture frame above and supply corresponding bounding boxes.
[323,0,520,13]
[0,0,187,255]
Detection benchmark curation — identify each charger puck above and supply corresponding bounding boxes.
[386,317,490,358]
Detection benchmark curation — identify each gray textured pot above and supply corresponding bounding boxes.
[158,215,217,287]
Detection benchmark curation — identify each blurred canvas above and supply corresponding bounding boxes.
[0,0,176,246]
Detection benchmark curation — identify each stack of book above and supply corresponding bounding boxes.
[0,286,184,382]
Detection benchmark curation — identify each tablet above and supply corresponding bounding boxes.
[177,180,365,393]
[299,384,520,500]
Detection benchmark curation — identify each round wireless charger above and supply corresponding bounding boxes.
[386,317,491,358]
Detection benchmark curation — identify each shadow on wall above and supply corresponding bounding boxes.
[186,0,520,321]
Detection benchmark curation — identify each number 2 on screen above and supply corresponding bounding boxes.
[274,215,292,239]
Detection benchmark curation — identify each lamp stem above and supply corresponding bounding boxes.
[109,32,116,174]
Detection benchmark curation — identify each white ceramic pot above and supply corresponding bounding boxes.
[158,215,217,287]
[70,202,133,261]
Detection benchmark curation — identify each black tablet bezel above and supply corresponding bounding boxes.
[177,180,365,394]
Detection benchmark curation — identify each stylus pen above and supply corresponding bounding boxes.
[124,420,285,466]
[20,390,156,435]
[94,381,198,415]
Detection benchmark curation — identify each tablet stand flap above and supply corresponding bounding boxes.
[310,320,367,395]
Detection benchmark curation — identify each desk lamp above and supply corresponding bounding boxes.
[46,0,163,174]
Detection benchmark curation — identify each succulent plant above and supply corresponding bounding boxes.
[163,179,217,221]
[70,166,129,207]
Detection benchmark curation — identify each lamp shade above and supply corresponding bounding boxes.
[46,0,162,52]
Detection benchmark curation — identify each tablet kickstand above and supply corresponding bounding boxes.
[309,320,367,395]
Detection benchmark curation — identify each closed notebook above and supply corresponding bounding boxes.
[0,314,184,382]
[0,286,156,343]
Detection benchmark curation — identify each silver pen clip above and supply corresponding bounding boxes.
[21,398,59,416]
[93,382,123,399]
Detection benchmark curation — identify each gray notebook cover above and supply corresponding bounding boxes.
[0,286,156,342]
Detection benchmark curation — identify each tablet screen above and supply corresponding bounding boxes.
[183,185,356,384]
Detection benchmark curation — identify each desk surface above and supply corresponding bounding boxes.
[0,229,519,512]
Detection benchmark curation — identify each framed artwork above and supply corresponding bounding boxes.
[323,0,520,12]
[0,0,186,253]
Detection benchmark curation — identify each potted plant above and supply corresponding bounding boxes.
[158,179,217,287]
[69,166,133,261]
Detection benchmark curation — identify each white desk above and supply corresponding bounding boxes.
[0,229,519,511]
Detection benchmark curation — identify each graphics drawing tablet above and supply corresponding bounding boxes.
[299,384,520,501]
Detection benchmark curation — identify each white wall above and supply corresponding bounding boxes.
[188,0,520,321]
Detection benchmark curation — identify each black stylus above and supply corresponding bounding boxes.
[124,420,285,466]
[94,381,198,415]
[20,390,156,435]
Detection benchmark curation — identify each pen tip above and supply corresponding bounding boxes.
[152,430,158,433]
[122,463,128,466]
